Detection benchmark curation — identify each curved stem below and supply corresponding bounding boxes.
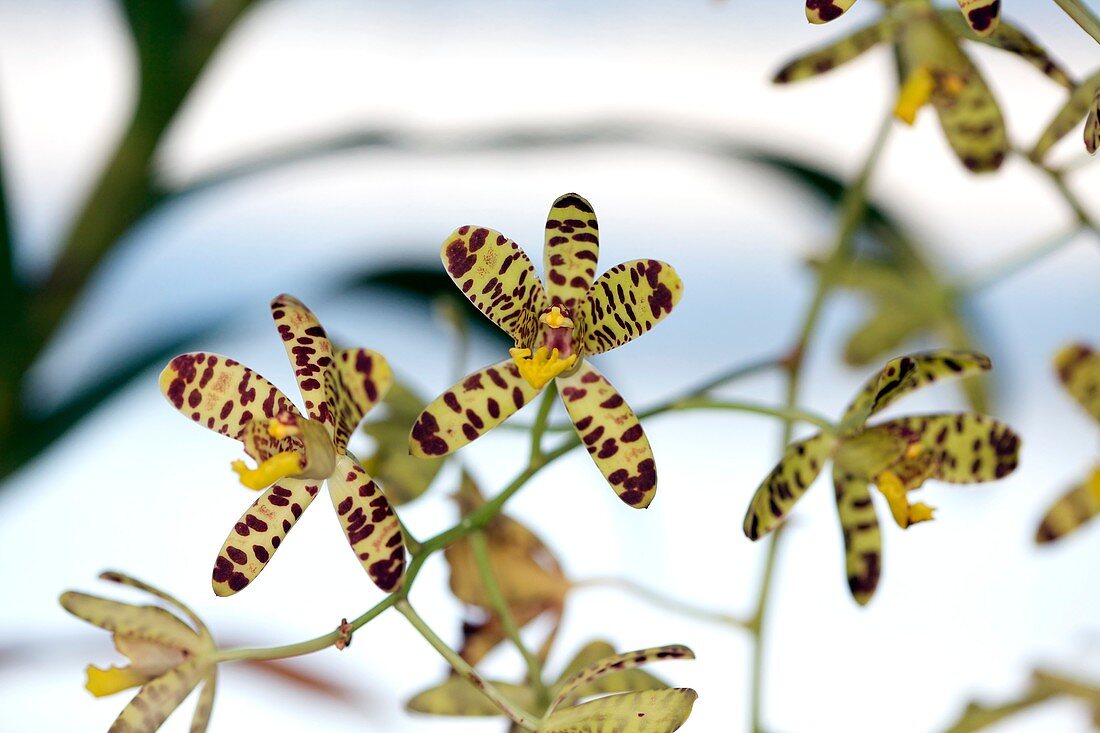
[960,226,1081,294]
[397,600,541,731]
[470,530,549,706]
[571,577,750,630]
[668,397,835,433]
[529,384,558,460]
[1052,0,1100,45]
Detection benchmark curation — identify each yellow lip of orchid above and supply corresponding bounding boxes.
[540,306,574,329]
[84,664,153,698]
[876,469,936,529]
[231,451,303,491]
[895,65,936,125]
[509,346,578,390]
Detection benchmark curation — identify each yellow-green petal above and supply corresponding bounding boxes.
[1031,72,1100,160]
[541,689,698,733]
[805,0,857,25]
[549,645,693,715]
[1055,343,1100,422]
[774,19,896,84]
[1036,469,1100,544]
[840,350,992,432]
[60,593,200,653]
[545,193,600,315]
[552,641,669,708]
[159,353,301,441]
[406,676,537,717]
[955,0,1000,37]
[270,295,335,428]
[441,225,548,347]
[938,9,1072,87]
[557,363,656,508]
[212,479,321,597]
[190,675,216,733]
[328,454,405,593]
[743,432,836,540]
[876,413,1021,483]
[329,347,393,451]
[107,657,206,733]
[581,260,683,356]
[410,359,542,457]
[832,468,881,605]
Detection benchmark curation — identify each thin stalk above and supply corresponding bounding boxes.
[470,530,549,706]
[961,226,1081,294]
[668,397,836,433]
[571,577,750,630]
[1052,0,1100,45]
[397,600,541,731]
[529,384,558,460]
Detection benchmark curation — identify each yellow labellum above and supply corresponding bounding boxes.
[895,66,936,125]
[509,346,577,390]
[540,306,574,329]
[231,451,301,490]
[877,470,936,528]
[85,664,150,697]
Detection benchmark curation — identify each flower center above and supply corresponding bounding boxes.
[509,306,579,389]
[231,413,335,490]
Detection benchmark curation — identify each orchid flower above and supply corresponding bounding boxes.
[160,295,405,595]
[61,572,217,733]
[409,193,683,509]
[744,350,1021,604]
[1036,344,1100,544]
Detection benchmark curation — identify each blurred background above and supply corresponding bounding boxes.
[1,0,1099,731]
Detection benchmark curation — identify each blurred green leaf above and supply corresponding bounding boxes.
[407,676,537,717]
[361,379,445,505]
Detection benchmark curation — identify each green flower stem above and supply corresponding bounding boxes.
[470,530,550,707]
[529,383,559,460]
[667,397,835,433]
[396,599,542,731]
[1052,0,1100,45]
[570,577,751,630]
[960,226,1082,294]
[749,111,894,733]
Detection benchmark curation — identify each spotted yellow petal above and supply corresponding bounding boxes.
[1036,469,1100,544]
[541,689,698,733]
[96,572,208,637]
[211,479,321,596]
[59,593,200,653]
[743,432,836,540]
[557,363,656,508]
[581,260,682,356]
[937,9,1072,87]
[773,19,896,84]
[160,353,301,441]
[1055,343,1100,422]
[329,347,393,451]
[406,676,537,717]
[270,295,335,427]
[107,656,206,733]
[955,0,1000,37]
[840,350,992,432]
[876,413,1020,483]
[190,675,216,733]
[832,469,882,605]
[806,0,857,25]
[548,645,693,715]
[441,225,548,347]
[410,359,542,457]
[328,454,405,592]
[898,17,1006,172]
[1031,73,1100,160]
[544,193,600,315]
[552,641,670,707]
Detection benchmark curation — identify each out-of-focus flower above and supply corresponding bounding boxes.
[744,350,1021,604]
[777,2,1072,172]
[60,572,217,733]
[408,640,696,732]
[806,0,1002,37]
[1036,344,1100,544]
[409,193,683,509]
[1031,72,1100,160]
[446,473,570,665]
[160,295,405,595]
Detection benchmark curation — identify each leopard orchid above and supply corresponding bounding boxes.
[744,350,1021,605]
[160,295,405,595]
[408,193,683,509]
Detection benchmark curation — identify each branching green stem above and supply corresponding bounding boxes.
[668,398,835,433]
[571,577,751,630]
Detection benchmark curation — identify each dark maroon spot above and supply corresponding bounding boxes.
[226,546,248,565]
[246,515,268,532]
